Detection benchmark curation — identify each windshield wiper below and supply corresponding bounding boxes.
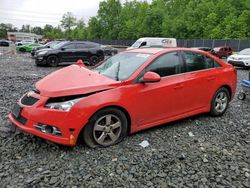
[115,61,121,81]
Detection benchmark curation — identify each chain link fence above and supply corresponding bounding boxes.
[89,39,250,51]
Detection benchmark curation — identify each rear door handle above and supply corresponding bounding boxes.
[207,77,216,81]
[174,83,184,89]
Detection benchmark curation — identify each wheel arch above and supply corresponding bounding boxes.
[219,85,232,100]
[46,54,59,59]
[77,105,132,143]
[90,105,131,133]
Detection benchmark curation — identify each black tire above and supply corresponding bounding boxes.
[210,87,230,116]
[238,92,246,100]
[47,55,58,67]
[89,55,99,66]
[83,107,128,148]
[19,48,26,52]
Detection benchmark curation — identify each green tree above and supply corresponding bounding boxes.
[71,19,87,40]
[86,17,102,39]
[60,12,77,39]
[97,0,122,39]
[0,23,17,38]
[20,24,31,33]
[32,26,43,35]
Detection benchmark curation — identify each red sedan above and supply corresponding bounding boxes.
[8,48,237,147]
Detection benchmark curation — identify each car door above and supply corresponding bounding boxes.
[59,43,76,62]
[179,51,221,113]
[130,51,186,127]
[75,43,90,61]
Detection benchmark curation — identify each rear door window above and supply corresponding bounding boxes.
[63,44,76,49]
[182,51,220,72]
[146,51,183,77]
[76,43,86,48]
[85,43,98,48]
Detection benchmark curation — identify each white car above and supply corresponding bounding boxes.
[227,48,250,68]
[16,40,34,46]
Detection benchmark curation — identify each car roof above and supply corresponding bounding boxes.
[126,47,201,55]
[192,47,211,49]
[126,48,175,54]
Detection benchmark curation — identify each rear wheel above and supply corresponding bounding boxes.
[83,107,128,148]
[210,87,230,116]
[19,48,26,52]
[89,55,99,66]
[47,55,58,67]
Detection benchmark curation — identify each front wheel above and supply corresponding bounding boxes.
[210,87,230,116]
[47,55,58,67]
[83,108,128,148]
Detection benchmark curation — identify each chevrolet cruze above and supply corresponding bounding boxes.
[9,48,237,147]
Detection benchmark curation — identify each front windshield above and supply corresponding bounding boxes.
[47,41,60,49]
[131,41,142,48]
[239,48,250,55]
[93,52,152,81]
[52,41,68,49]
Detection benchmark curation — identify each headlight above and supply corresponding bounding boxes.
[45,98,82,111]
[38,51,48,55]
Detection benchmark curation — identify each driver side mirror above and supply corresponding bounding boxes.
[140,71,161,83]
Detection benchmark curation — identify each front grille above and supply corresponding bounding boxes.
[21,94,39,106]
[13,114,27,125]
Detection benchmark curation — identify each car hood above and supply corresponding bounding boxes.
[36,48,52,53]
[35,65,120,97]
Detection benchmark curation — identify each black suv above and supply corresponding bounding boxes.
[35,41,105,67]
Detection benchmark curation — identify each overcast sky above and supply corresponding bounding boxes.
[0,0,113,29]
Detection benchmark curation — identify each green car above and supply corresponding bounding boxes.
[16,43,43,53]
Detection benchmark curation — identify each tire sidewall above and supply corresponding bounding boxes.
[20,48,26,52]
[83,107,128,148]
[89,56,99,66]
[210,87,230,116]
[47,55,58,67]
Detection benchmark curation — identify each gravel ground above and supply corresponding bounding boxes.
[0,53,249,188]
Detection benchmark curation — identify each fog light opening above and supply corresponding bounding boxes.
[35,123,62,136]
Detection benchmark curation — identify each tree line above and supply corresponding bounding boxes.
[0,0,249,40]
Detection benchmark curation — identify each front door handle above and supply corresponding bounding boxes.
[174,83,184,89]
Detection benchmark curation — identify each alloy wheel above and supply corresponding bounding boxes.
[93,114,122,146]
[215,92,228,113]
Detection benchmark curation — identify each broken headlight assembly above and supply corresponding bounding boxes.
[45,98,82,112]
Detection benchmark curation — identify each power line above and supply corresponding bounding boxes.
[0,8,85,18]
[0,10,61,19]
[0,17,59,24]
[0,8,63,16]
